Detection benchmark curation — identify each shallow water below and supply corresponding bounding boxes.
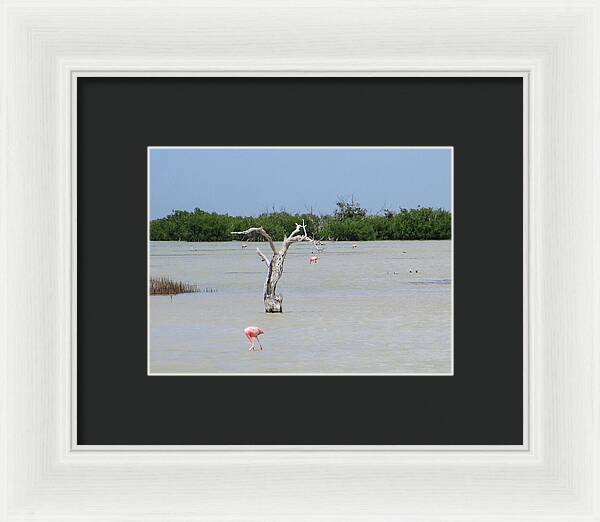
[149,240,452,374]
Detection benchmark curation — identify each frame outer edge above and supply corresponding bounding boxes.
[4,0,600,519]
[0,0,8,520]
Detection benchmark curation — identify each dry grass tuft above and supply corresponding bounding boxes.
[150,277,199,296]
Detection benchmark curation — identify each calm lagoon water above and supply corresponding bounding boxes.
[149,240,452,374]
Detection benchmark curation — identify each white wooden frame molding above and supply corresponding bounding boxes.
[2,1,599,520]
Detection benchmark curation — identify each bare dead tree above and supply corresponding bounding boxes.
[232,220,322,313]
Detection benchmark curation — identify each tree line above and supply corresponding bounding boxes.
[150,199,451,242]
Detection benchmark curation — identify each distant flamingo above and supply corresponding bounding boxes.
[244,326,264,351]
[241,243,247,249]
[309,255,319,264]
[352,244,358,250]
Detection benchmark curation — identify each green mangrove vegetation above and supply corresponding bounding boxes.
[150,199,452,242]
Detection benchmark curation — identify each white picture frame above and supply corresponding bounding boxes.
[1,1,598,520]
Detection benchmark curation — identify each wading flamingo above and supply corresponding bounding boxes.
[244,326,264,351]
[352,243,358,250]
[309,255,319,264]
[241,243,247,249]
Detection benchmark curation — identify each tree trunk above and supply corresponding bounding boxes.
[232,221,321,313]
[264,253,285,313]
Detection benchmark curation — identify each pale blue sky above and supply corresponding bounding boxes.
[149,148,452,219]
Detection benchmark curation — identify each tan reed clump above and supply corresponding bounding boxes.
[150,277,199,296]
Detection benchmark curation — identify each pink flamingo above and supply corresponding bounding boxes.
[241,243,247,249]
[352,243,358,250]
[244,326,264,351]
[309,255,319,264]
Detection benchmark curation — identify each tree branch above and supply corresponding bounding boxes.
[282,220,319,253]
[231,227,277,253]
[286,223,303,241]
[310,237,324,253]
[256,246,270,266]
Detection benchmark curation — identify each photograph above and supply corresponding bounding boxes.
[148,146,453,375]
